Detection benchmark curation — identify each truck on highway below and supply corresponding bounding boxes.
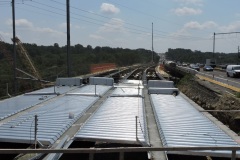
[206,59,216,68]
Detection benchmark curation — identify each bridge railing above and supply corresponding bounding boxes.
[0,146,240,160]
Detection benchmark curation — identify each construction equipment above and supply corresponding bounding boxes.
[13,37,42,81]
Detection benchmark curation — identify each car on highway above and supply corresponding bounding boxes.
[226,65,240,77]
[189,64,200,71]
[203,65,213,71]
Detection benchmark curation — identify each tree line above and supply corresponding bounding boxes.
[165,48,240,65]
[0,42,159,98]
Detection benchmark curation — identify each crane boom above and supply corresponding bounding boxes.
[13,37,41,80]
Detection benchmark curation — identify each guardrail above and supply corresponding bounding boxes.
[177,66,240,92]
[0,146,239,160]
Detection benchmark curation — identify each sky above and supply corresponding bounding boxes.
[1,0,240,53]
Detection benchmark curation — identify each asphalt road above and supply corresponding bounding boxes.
[198,68,240,89]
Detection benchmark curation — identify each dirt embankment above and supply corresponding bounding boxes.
[177,74,240,134]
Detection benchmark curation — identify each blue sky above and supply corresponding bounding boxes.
[1,0,240,53]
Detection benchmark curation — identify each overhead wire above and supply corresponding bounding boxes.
[0,0,194,42]
[29,0,210,41]
[4,0,227,44]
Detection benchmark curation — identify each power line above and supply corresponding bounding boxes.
[33,1,210,41]
[7,0,217,44]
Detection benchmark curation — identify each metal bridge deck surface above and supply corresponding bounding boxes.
[28,86,77,95]
[75,88,148,146]
[0,85,111,146]
[150,94,239,157]
[68,85,112,95]
[0,86,76,120]
[111,87,143,96]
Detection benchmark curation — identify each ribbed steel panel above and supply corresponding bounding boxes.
[111,87,143,96]
[0,95,98,146]
[0,86,76,120]
[28,86,77,95]
[75,96,149,146]
[0,95,54,120]
[150,94,239,157]
[68,85,112,96]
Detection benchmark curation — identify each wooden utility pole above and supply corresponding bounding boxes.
[238,46,239,58]
[66,0,71,77]
[12,0,17,94]
[152,22,154,63]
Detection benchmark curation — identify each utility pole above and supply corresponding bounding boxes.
[213,32,215,58]
[66,0,71,77]
[238,46,240,59]
[152,22,154,63]
[12,0,17,95]
[213,31,240,56]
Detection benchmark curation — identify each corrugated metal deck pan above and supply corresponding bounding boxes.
[111,87,143,97]
[0,85,112,146]
[0,86,76,120]
[150,94,240,158]
[26,86,77,95]
[0,95,98,146]
[68,85,112,96]
[75,86,149,146]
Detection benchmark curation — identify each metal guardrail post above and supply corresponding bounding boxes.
[119,152,124,160]
[89,153,94,160]
[136,116,138,141]
[232,150,236,160]
[95,84,96,96]
[34,115,38,149]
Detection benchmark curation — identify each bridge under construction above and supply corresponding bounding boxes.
[0,66,239,160]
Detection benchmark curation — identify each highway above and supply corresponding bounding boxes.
[177,66,240,90]
[198,68,240,89]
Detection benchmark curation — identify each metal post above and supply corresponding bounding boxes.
[138,84,140,96]
[6,83,11,97]
[213,32,215,58]
[135,116,138,141]
[231,150,236,160]
[119,152,124,160]
[34,115,38,149]
[12,0,17,94]
[66,0,71,77]
[89,153,94,160]
[95,84,96,96]
[238,46,240,59]
[152,22,154,63]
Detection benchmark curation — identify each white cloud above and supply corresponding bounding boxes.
[89,34,105,40]
[184,21,218,30]
[173,7,202,16]
[59,22,73,29]
[100,3,120,14]
[175,0,203,6]
[74,25,84,29]
[0,31,11,41]
[6,19,33,28]
[99,18,126,33]
[219,21,240,32]
[34,27,64,36]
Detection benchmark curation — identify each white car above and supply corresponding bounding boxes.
[226,65,240,77]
